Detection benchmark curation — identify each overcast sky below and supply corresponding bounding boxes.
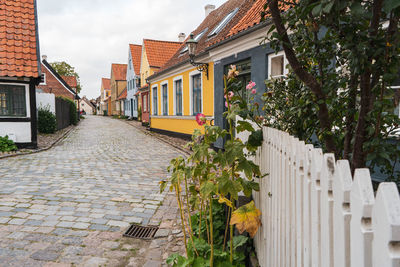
[37,0,227,99]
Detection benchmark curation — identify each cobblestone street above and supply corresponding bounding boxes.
[0,116,184,266]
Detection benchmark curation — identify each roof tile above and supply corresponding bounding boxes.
[0,0,40,78]
[111,63,127,81]
[129,44,142,74]
[143,39,181,69]
[102,78,110,90]
[117,87,127,100]
[62,75,77,88]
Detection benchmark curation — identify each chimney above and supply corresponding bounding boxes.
[42,55,47,61]
[205,4,215,18]
[178,33,186,42]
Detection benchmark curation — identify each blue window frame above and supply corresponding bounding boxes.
[192,74,201,115]
[152,87,158,115]
[162,84,168,115]
[175,80,182,116]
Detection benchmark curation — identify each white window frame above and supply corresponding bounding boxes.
[0,82,30,118]
[268,50,289,79]
[160,81,169,116]
[189,70,203,115]
[173,75,183,115]
[151,85,158,115]
[39,73,46,85]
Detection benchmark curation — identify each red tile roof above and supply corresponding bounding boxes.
[129,44,142,74]
[111,63,127,81]
[228,0,291,37]
[152,0,253,76]
[143,39,182,68]
[102,78,110,90]
[62,75,77,88]
[117,87,127,100]
[0,0,40,78]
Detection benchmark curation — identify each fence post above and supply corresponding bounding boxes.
[350,169,374,267]
[296,140,306,267]
[333,160,352,267]
[372,183,400,267]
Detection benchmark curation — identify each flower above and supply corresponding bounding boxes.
[227,65,239,79]
[246,81,256,90]
[227,91,234,99]
[195,113,206,126]
[251,88,257,94]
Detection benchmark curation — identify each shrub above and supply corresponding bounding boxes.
[38,108,57,134]
[138,106,142,121]
[0,136,17,152]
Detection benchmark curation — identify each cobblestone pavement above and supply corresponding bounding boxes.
[0,116,184,266]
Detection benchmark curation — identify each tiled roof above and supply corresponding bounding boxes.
[117,87,127,100]
[102,78,110,89]
[228,0,291,37]
[152,0,253,76]
[62,75,77,88]
[143,39,182,68]
[0,0,40,78]
[129,44,142,74]
[111,63,127,81]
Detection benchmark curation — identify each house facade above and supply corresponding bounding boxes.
[138,39,182,124]
[117,87,127,116]
[0,0,42,148]
[37,58,78,101]
[79,96,96,115]
[100,78,111,115]
[110,63,127,115]
[148,0,253,136]
[126,44,142,118]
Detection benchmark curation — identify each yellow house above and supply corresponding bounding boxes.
[110,63,127,115]
[138,39,182,123]
[148,1,248,136]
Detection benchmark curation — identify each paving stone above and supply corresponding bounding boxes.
[106,220,130,228]
[0,217,10,224]
[124,216,143,224]
[8,218,27,225]
[30,250,60,261]
[72,222,90,229]
[25,220,43,226]
[143,260,162,267]
[89,224,110,231]
[104,214,123,220]
[84,257,108,267]
[62,236,83,246]
[91,218,108,224]
[57,221,74,228]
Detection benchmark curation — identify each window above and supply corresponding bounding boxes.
[208,8,239,37]
[181,28,208,54]
[175,79,183,115]
[0,84,26,117]
[268,51,289,79]
[152,87,158,115]
[162,83,168,115]
[192,74,202,114]
[39,73,46,85]
[224,59,251,100]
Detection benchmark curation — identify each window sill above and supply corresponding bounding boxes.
[151,115,213,120]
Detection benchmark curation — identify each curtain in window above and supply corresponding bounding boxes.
[0,84,26,117]
[162,84,168,115]
[192,74,201,114]
[175,80,182,116]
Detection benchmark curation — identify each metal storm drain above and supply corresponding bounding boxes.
[123,225,159,240]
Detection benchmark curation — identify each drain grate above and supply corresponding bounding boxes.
[123,225,159,239]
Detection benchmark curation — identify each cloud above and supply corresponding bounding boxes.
[37,0,227,99]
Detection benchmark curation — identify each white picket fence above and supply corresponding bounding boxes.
[251,127,400,267]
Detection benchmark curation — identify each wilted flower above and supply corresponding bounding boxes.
[227,65,239,79]
[227,91,234,99]
[246,81,256,90]
[195,113,206,126]
[251,88,257,94]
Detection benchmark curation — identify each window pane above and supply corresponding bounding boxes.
[192,75,201,114]
[175,80,182,115]
[271,55,284,77]
[0,84,26,117]
[153,88,158,115]
[162,84,168,115]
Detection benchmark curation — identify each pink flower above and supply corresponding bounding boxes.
[251,88,257,94]
[225,101,228,108]
[195,113,206,126]
[246,81,256,90]
[227,91,234,99]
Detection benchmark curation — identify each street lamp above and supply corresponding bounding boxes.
[186,33,209,79]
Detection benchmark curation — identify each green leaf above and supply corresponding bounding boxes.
[323,2,334,13]
[247,129,263,148]
[312,4,322,16]
[200,181,216,198]
[236,120,255,133]
[383,0,400,13]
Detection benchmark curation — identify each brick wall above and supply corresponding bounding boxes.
[37,64,75,101]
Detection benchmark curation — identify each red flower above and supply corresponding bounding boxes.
[196,113,206,126]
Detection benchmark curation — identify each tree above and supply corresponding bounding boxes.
[263,0,400,179]
[50,61,82,94]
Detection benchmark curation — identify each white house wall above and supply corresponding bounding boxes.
[36,92,55,114]
[126,47,138,118]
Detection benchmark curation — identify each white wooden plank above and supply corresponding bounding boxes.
[333,160,352,267]
[372,182,400,267]
[350,169,374,267]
